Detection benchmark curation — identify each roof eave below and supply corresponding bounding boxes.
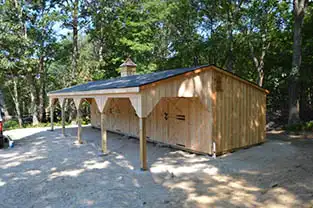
[48,86,140,98]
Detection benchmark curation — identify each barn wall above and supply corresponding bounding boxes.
[90,97,213,154]
[140,67,214,118]
[140,68,214,154]
[89,66,267,155]
[212,70,267,154]
[146,97,212,154]
[91,98,139,135]
[90,99,100,127]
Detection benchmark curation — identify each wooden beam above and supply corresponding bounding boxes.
[59,98,66,136]
[94,96,109,153]
[50,98,55,131]
[101,112,107,153]
[73,98,83,144]
[95,96,108,113]
[61,101,66,136]
[77,107,83,144]
[48,87,140,97]
[129,95,142,117]
[139,117,147,170]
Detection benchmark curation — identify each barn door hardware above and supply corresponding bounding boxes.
[163,112,186,121]
[176,114,185,120]
[164,112,168,120]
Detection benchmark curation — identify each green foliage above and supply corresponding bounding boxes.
[3,120,19,131]
[0,0,313,127]
[284,121,313,132]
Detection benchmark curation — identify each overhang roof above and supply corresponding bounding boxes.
[49,65,211,95]
[48,64,268,96]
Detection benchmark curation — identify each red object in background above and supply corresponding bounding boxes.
[0,122,2,132]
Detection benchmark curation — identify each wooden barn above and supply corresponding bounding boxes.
[48,58,268,170]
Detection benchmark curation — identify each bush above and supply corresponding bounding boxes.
[284,120,313,132]
[3,120,20,130]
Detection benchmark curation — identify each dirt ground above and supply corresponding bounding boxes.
[0,126,312,208]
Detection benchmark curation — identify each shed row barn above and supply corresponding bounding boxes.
[48,58,268,170]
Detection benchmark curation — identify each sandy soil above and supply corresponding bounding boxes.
[0,126,312,208]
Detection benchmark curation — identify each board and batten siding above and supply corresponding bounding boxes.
[90,97,213,154]
[91,98,139,136]
[90,67,215,154]
[212,70,266,154]
[90,66,267,155]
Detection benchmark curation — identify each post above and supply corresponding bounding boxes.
[59,98,66,136]
[95,96,109,153]
[50,99,54,131]
[139,117,147,170]
[101,112,107,153]
[74,98,83,144]
[61,103,65,136]
[77,106,83,144]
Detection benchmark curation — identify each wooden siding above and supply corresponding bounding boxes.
[90,97,213,154]
[140,67,214,118]
[212,70,266,154]
[91,98,139,135]
[89,66,267,155]
[146,97,212,154]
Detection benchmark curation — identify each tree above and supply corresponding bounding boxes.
[288,0,309,124]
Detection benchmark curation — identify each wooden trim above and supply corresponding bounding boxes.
[129,95,143,118]
[49,97,58,107]
[95,96,108,113]
[73,98,82,110]
[58,97,66,108]
[48,87,140,97]
[139,68,207,90]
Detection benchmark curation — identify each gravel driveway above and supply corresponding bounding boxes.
[0,126,312,208]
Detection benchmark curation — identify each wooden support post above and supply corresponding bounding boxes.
[95,96,109,153]
[74,98,83,144]
[101,112,107,153]
[139,117,147,171]
[61,103,65,136]
[50,100,54,131]
[59,98,66,136]
[77,107,83,144]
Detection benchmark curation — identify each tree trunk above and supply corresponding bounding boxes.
[71,0,79,81]
[258,67,264,87]
[38,56,47,122]
[226,11,234,72]
[27,75,39,125]
[288,0,308,125]
[12,77,22,127]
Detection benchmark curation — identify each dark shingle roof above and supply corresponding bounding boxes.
[49,65,211,94]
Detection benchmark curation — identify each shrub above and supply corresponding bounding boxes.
[3,120,20,130]
[284,120,313,132]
